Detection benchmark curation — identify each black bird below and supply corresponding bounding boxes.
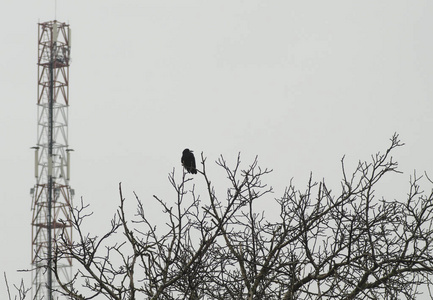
[181,149,197,174]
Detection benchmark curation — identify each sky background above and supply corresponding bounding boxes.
[1,0,433,297]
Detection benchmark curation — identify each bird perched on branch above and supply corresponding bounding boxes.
[181,149,197,174]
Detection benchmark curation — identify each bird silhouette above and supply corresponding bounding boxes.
[181,149,197,174]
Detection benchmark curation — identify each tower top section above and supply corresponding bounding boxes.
[38,20,71,69]
[37,21,71,106]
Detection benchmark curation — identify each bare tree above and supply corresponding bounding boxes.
[46,133,433,299]
[203,134,433,299]
[4,273,32,300]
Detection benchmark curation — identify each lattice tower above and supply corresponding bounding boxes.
[30,20,73,300]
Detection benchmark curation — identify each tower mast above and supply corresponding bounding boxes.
[31,20,73,299]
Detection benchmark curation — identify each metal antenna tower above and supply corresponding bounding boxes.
[31,20,73,300]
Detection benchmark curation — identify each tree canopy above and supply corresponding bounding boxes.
[13,134,433,299]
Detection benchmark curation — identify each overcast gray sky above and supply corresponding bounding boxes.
[1,0,433,297]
